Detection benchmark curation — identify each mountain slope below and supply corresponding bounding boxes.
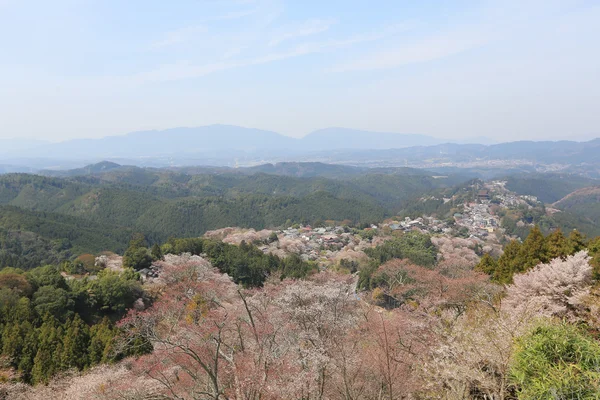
[504,173,599,203]
[299,127,443,149]
[24,125,296,158]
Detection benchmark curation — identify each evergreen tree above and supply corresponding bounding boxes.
[515,225,547,273]
[31,316,62,384]
[1,322,24,362]
[17,326,38,382]
[88,316,116,364]
[123,233,152,270]
[567,230,587,254]
[587,236,600,281]
[475,253,498,276]
[31,347,55,385]
[493,240,522,283]
[60,314,90,370]
[544,229,569,260]
[150,243,163,261]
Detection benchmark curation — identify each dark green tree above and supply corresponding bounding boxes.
[475,253,498,276]
[31,316,62,385]
[493,240,521,284]
[567,229,587,254]
[123,247,152,270]
[88,317,116,364]
[515,225,547,272]
[32,286,74,321]
[150,243,163,261]
[544,228,569,260]
[60,314,90,370]
[123,233,152,270]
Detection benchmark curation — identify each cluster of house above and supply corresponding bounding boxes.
[272,225,360,262]
[386,216,450,234]
[454,203,499,237]
[281,226,352,247]
[485,181,538,208]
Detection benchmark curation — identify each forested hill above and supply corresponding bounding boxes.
[0,168,460,269]
[504,173,599,203]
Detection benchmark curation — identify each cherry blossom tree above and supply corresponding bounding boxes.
[503,250,592,319]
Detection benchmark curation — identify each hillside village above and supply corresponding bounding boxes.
[197,180,543,270]
[65,179,548,287]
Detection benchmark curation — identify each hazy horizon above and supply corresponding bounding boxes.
[1,123,598,146]
[1,0,599,142]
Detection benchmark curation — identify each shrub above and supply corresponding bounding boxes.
[510,321,600,399]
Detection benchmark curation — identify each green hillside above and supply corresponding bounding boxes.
[505,173,599,203]
[0,169,445,259]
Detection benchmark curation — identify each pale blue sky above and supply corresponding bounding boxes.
[1,0,599,142]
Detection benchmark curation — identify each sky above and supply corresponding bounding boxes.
[0,0,599,142]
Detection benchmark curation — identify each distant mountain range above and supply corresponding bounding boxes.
[0,125,478,159]
[1,125,599,175]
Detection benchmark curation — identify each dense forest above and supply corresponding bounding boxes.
[0,263,147,384]
[0,169,458,270]
[2,165,600,272]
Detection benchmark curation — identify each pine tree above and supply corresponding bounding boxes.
[31,346,55,385]
[544,229,569,260]
[17,325,38,382]
[475,253,498,276]
[568,230,587,254]
[587,236,600,281]
[516,225,547,273]
[1,322,24,361]
[31,315,63,384]
[88,316,115,364]
[494,240,521,283]
[151,243,163,261]
[60,314,90,370]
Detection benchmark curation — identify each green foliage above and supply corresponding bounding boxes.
[474,253,497,276]
[268,232,279,244]
[0,205,132,270]
[516,225,548,271]
[568,230,588,254]
[165,237,313,286]
[0,170,456,258]
[0,227,71,271]
[0,258,144,383]
[504,173,598,203]
[511,321,600,399]
[122,234,152,270]
[359,232,437,290]
[544,229,569,260]
[60,314,90,371]
[150,243,163,261]
[87,269,142,314]
[26,265,67,290]
[476,227,599,283]
[281,254,315,279]
[32,286,74,321]
[364,232,437,267]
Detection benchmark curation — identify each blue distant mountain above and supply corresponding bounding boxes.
[298,127,444,150]
[3,125,451,159]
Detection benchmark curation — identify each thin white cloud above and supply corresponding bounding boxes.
[134,24,410,83]
[330,32,490,72]
[150,25,208,49]
[268,18,336,47]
